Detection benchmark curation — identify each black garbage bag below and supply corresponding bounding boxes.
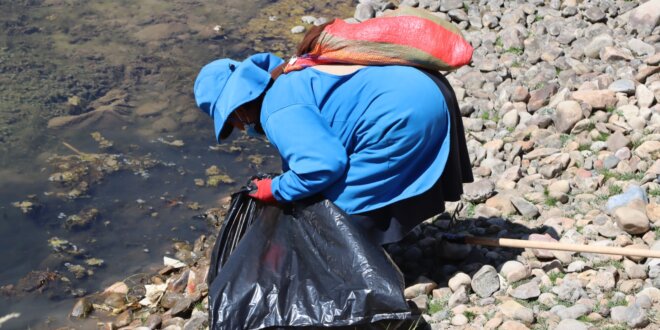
[207,191,414,329]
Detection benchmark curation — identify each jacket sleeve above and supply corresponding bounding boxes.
[263,104,348,202]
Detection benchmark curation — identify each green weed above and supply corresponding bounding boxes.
[428,296,449,315]
[548,271,565,284]
[506,47,524,55]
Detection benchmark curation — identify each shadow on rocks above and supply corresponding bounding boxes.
[385,212,560,287]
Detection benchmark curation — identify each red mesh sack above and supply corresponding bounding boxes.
[284,7,473,73]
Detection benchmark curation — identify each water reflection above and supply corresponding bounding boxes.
[0,0,354,327]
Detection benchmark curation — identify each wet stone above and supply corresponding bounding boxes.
[70,297,93,319]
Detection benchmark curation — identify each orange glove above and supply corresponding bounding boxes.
[249,178,277,204]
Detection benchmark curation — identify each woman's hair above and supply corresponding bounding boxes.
[270,20,335,81]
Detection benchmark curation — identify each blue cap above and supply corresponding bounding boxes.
[194,53,284,142]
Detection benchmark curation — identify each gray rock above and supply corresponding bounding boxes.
[354,3,375,22]
[440,0,464,12]
[482,13,499,29]
[498,300,534,325]
[636,84,655,108]
[448,285,469,308]
[169,297,193,317]
[145,314,162,330]
[611,304,649,328]
[447,9,468,22]
[624,259,648,280]
[628,39,655,57]
[555,304,590,320]
[554,100,583,133]
[183,310,208,330]
[601,46,634,62]
[510,196,539,219]
[510,281,540,300]
[556,319,589,330]
[499,27,524,50]
[463,179,495,203]
[584,6,606,23]
[528,83,559,112]
[627,0,660,37]
[606,185,648,213]
[471,265,500,298]
[602,155,620,169]
[567,260,587,273]
[552,279,585,303]
[606,131,631,152]
[608,79,636,95]
[584,34,614,59]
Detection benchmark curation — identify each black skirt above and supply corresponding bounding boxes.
[351,70,473,245]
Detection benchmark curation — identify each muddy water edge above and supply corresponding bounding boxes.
[0,0,354,328]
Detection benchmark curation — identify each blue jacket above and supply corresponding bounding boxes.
[261,65,451,214]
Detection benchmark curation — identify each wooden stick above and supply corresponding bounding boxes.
[62,141,86,156]
[464,236,660,259]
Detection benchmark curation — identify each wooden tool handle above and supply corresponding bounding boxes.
[465,236,660,259]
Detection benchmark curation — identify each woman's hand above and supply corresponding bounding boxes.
[249,178,277,204]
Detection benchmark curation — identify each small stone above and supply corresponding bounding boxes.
[498,320,530,330]
[290,26,305,34]
[636,84,655,108]
[183,310,208,330]
[354,3,375,21]
[611,304,649,328]
[627,0,660,37]
[555,304,590,320]
[510,281,540,300]
[538,293,558,307]
[510,196,539,219]
[169,297,193,317]
[554,100,583,133]
[584,34,613,59]
[499,300,534,325]
[499,261,530,283]
[145,314,162,330]
[614,206,650,235]
[635,141,660,160]
[552,279,585,303]
[608,79,636,95]
[448,272,471,292]
[647,204,660,223]
[404,277,438,298]
[606,185,648,213]
[571,90,616,110]
[601,46,634,62]
[471,265,500,298]
[463,179,495,203]
[623,259,648,279]
[448,285,469,308]
[556,319,588,330]
[451,313,469,326]
[606,132,630,152]
[70,298,93,319]
[410,294,428,313]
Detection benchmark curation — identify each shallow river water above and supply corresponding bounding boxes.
[0,0,353,328]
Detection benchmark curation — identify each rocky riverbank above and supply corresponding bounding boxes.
[64,0,659,329]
